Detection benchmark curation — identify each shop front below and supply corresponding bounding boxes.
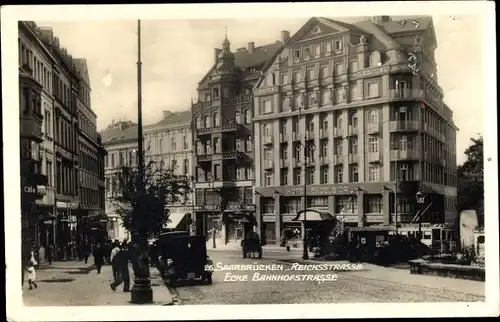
[223,204,256,244]
[55,201,79,260]
[293,209,336,257]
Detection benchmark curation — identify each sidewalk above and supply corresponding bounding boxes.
[37,258,95,271]
[23,264,173,306]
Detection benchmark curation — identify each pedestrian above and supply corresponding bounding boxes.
[77,242,83,261]
[83,243,91,264]
[110,242,131,292]
[110,243,121,280]
[47,244,54,265]
[38,244,46,265]
[24,261,38,290]
[93,243,105,274]
[30,244,38,268]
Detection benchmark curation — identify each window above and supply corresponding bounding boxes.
[281,145,288,160]
[306,69,314,81]
[351,112,358,127]
[281,169,288,185]
[234,111,241,124]
[183,159,189,174]
[263,100,272,114]
[266,73,275,86]
[244,110,251,124]
[213,112,220,126]
[171,137,177,151]
[281,74,289,85]
[399,164,409,181]
[349,60,358,73]
[293,169,301,185]
[368,82,379,98]
[244,136,252,152]
[203,115,209,128]
[265,172,273,186]
[334,63,343,75]
[321,167,329,184]
[350,85,357,101]
[281,95,289,112]
[335,166,343,183]
[322,91,329,105]
[321,141,328,157]
[336,114,343,128]
[335,140,343,155]
[171,159,177,171]
[236,167,245,180]
[368,195,383,213]
[314,45,321,56]
[246,167,254,180]
[369,166,379,182]
[294,49,300,60]
[214,138,220,153]
[293,71,301,83]
[350,165,359,182]
[214,165,221,180]
[335,40,343,51]
[303,47,311,58]
[320,66,328,79]
[368,109,378,124]
[183,136,188,150]
[351,137,358,154]
[324,42,332,54]
[369,137,379,153]
[306,168,314,185]
[111,154,115,167]
[263,123,272,137]
[46,161,53,187]
[212,87,219,99]
[129,151,135,166]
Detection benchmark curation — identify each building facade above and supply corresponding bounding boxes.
[74,58,107,244]
[191,33,286,244]
[253,16,458,246]
[101,120,138,241]
[143,110,195,231]
[19,22,50,260]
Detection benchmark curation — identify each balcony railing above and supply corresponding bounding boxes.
[348,153,359,164]
[263,136,273,145]
[263,160,274,169]
[333,127,344,138]
[197,155,212,162]
[389,120,419,132]
[367,124,380,135]
[389,89,423,100]
[367,152,381,163]
[390,149,419,161]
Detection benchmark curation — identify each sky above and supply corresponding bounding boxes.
[39,15,484,165]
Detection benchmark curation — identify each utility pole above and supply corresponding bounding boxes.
[394,159,398,234]
[299,100,310,260]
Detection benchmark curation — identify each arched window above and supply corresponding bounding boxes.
[195,117,201,129]
[203,115,209,128]
[235,111,241,124]
[244,109,251,124]
[368,109,378,124]
[213,112,220,127]
[264,123,272,137]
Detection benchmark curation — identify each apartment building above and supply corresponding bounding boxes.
[101,120,138,241]
[253,16,458,245]
[143,110,194,231]
[191,32,285,244]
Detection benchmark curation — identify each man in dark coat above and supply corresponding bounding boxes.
[93,243,105,274]
[110,242,131,292]
[47,244,54,265]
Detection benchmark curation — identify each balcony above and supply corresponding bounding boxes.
[389,89,423,100]
[279,159,289,168]
[332,154,343,165]
[263,136,274,146]
[348,125,359,136]
[197,154,212,162]
[390,149,419,161]
[221,123,239,132]
[292,158,301,167]
[319,129,329,139]
[263,160,274,170]
[192,101,211,110]
[333,127,345,138]
[319,156,329,165]
[292,132,301,141]
[367,124,380,135]
[279,133,288,143]
[254,86,280,97]
[389,121,419,132]
[21,117,43,142]
[196,127,213,136]
[305,131,315,140]
[348,153,359,164]
[367,152,381,163]
[306,157,316,166]
[222,152,242,160]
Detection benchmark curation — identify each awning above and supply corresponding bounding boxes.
[293,208,335,221]
[349,225,396,232]
[165,212,188,229]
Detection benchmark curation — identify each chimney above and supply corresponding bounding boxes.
[281,30,291,45]
[214,48,222,64]
[163,110,173,119]
[371,16,391,24]
[248,42,255,53]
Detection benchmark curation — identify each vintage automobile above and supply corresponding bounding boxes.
[159,233,213,286]
[241,231,262,259]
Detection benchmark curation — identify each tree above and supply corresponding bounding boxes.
[110,159,192,238]
[457,135,484,226]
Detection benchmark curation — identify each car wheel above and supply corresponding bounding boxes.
[205,274,212,285]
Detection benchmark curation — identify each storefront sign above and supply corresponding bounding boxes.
[43,220,53,224]
[285,185,352,196]
[23,185,46,196]
[262,215,276,222]
[281,215,297,223]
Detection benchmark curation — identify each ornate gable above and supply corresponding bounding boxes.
[289,17,349,44]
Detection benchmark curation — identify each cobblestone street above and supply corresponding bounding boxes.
[169,247,485,305]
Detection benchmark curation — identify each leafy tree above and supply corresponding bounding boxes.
[109,159,192,237]
[457,135,484,226]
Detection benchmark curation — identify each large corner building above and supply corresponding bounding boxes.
[252,16,458,246]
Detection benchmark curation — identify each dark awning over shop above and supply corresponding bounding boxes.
[223,210,256,224]
[349,225,396,232]
[293,208,335,222]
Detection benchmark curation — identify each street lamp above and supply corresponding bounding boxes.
[416,189,425,241]
[207,173,216,249]
[297,102,315,260]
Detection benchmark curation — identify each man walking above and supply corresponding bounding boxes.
[93,243,105,274]
[110,242,121,280]
[110,242,131,292]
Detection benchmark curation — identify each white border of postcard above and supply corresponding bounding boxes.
[2,2,498,320]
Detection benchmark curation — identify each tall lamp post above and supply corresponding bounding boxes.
[130,19,153,305]
[297,101,315,260]
[207,173,216,249]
